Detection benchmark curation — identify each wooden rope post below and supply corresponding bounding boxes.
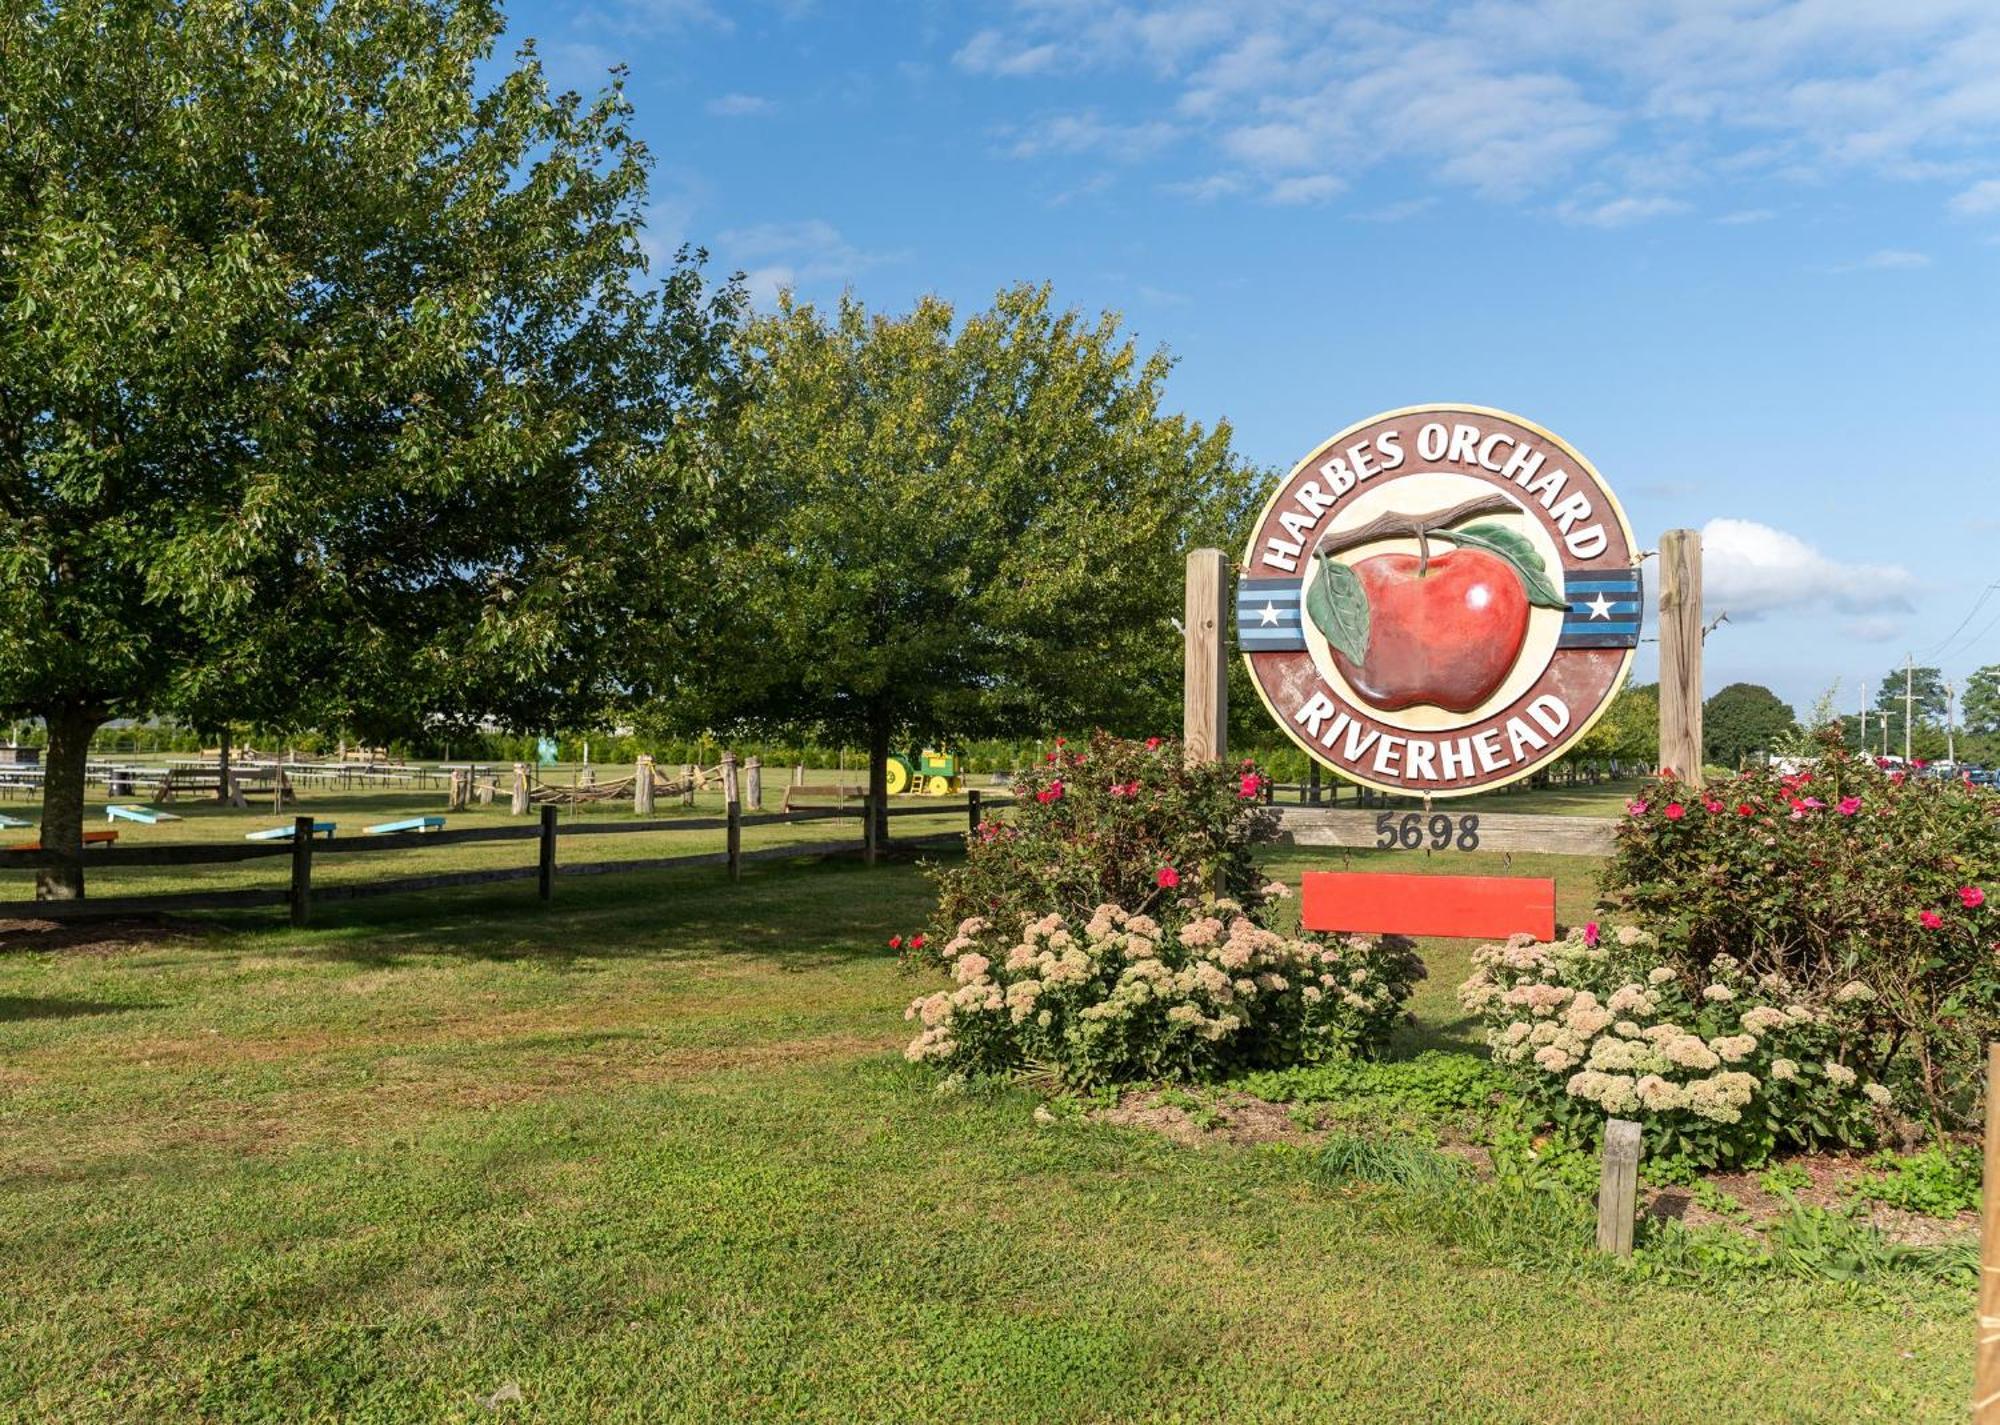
[1183,548,1228,764]
[723,752,742,882]
[447,767,468,811]
[1657,528,1704,788]
[288,814,314,929]
[537,804,558,903]
[967,788,982,839]
[1979,1044,2000,1421]
[745,756,762,812]
[635,754,655,815]
[1596,1118,1642,1257]
[682,763,696,808]
[510,763,529,816]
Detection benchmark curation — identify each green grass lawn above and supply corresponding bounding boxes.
[0,845,1968,1423]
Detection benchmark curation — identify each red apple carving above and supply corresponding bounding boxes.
[1328,549,1527,712]
[1305,494,1570,715]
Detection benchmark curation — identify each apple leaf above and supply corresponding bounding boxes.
[1435,524,1570,610]
[1306,554,1369,664]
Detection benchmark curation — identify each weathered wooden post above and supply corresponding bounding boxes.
[1308,762,1322,806]
[510,763,529,816]
[1657,528,1704,788]
[723,752,741,882]
[1595,1118,1642,1257]
[289,814,314,929]
[537,804,558,903]
[1978,1044,2000,1421]
[635,754,655,815]
[1183,548,1228,764]
[682,763,696,808]
[793,762,805,788]
[447,767,468,811]
[967,788,982,839]
[475,775,493,807]
[745,756,762,812]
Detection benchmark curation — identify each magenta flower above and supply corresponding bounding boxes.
[1919,909,1944,930]
[1156,866,1180,889]
[1702,799,1724,814]
[1663,803,1686,821]
[1626,799,1649,817]
[1963,886,1987,910]
[1238,771,1263,799]
[1837,796,1862,816]
[1583,922,1600,948]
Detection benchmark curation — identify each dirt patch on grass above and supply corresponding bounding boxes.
[0,916,207,956]
[1645,1155,1976,1248]
[1096,1088,1318,1149]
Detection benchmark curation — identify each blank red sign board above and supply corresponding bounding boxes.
[1299,871,1556,942]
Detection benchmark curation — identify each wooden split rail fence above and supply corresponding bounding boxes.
[0,790,1001,927]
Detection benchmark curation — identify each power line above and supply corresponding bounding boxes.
[1923,581,2000,659]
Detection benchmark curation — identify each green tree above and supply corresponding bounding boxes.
[1573,681,1659,768]
[1871,665,1949,759]
[0,1,741,895]
[1963,664,2000,738]
[660,285,1259,836]
[1702,682,1796,768]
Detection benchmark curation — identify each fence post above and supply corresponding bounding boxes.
[1308,762,1322,806]
[793,762,804,788]
[538,804,558,903]
[863,792,878,867]
[1657,528,1704,788]
[1596,1118,1642,1257]
[447,768,468,811]
[682,763,696,808]
[289,814,313,928]
[1183,547,1228,764]
[510,763,529,815]
[745,756,762,812]
[1979,1044,2000,1421]
[723,752,741,882]
[635,754,655,816]
[967,788,981,839]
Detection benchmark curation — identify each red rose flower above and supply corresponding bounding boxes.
[1156,866,1180,889]
[910,933,926,950]
[1145,736,1162,750]
[1736,803,1755,816]
[888,935,903,950]
[1919,910,1944,930]
[1663,803,1686,821]
[1963,886,1987,910]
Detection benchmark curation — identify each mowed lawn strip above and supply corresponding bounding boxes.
[0,854,1967,1423]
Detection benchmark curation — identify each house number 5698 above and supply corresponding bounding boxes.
[1374,811,1480,851]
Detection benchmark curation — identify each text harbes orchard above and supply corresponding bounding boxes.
[1258,417,1612,574]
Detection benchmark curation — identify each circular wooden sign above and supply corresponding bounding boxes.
[1240,404,1639,796]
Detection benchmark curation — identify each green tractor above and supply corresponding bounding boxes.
[883,748,962,797]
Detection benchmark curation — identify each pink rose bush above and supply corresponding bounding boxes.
[1461,923,1888,1171]
[1605,735,2000,1125]
[907,900,1424,1086]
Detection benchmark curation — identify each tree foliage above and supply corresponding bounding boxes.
[0,0,740,892]
[652,285,1260,824]
[1703,682,1796,768]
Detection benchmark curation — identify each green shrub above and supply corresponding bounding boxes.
[904,900,1423,1088]
[1602,735,2000,1124]
[1460,923,1889,1173]
[927,732,1280,941]
[1317,1133,1470,1191]
[1847,1145,1981,1218]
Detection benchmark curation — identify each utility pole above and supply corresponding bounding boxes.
[1947,680,1957,766]
[1904,655,1914,764]
[1859,681,1868,750]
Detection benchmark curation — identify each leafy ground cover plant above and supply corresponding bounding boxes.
[1847,1145,1981,1218]
[905,900,1423,1086]
[927,732,1278,948]
[1603,735,2000,1123]
[1460,923,1891,1174]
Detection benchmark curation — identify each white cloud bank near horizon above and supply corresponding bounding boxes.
[1699,517,1914,641]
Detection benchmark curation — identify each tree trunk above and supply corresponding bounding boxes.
[37,708,101,901]
[867,703,892,850]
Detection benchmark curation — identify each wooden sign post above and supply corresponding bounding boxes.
[1978,1043,2000,1422]
[1657,528,1704,787]
[1183,547,1228,764]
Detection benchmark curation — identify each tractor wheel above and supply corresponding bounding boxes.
[884,756,913,796]
[923,775,953,797]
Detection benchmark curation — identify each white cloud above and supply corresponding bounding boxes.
[715,219,898,307]
[707,93,774,117]
[1714,207,1776,225]
[1699,518,1914,622]
[1005,112,1180,162]
[951,1,2000,218]
[1824,249,1934,273]
[1843,615,1906,643]
[1950,179,2000,214]
[1266,173,1344,205]
[1555,194,1689,228]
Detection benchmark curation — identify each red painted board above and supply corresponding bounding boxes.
[1300,871,1556,942]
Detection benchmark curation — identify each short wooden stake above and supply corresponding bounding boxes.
[1182,547,1228,764]
[967,788,982,838]
[635,754,655,815]
[510,763,529,816]
[1596,1117,1642,1257]
[537,804,558,903]
[1657,528,1704,788]
[723,753,742,881]
[288,814,314,928]
[745,756,762,812]
[1977,1044,2000,1421]
[682,763,696,808]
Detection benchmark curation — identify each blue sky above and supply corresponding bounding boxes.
[507,0,2000,715]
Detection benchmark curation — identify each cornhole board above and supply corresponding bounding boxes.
[0,813,29,830]
[245,822,336,842]
[7,828,118,852]
[107,804,182,825]
[1300,871,1556,942]
[364,816,445,835]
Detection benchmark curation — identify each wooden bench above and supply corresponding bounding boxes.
[780,782,867,814]
[1300,871,1556,942]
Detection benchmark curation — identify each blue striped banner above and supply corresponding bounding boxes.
[1237,577,1307,652]
[1559,567,1643,649]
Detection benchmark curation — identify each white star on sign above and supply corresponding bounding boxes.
[1584,593,1616,621]
[1259,602,1281,626]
